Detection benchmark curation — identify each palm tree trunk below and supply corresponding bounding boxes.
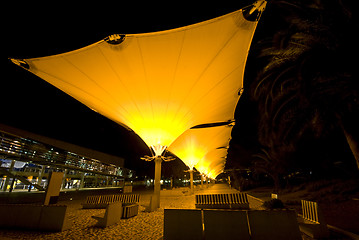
[269,172,280,193]
[336,114,359,169]
[342,128,359,169]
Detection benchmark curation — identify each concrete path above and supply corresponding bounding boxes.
[198,183,238,194]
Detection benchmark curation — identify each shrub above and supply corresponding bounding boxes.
[285,200,300,206]
[263,199,284,209]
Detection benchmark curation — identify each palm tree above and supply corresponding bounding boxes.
[252,148,287,192]
[250,0,359,171]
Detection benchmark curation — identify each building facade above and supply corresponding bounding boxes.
[0,124,133,192]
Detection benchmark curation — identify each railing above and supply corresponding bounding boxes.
[0,167,45,191]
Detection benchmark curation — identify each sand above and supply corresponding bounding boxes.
[1,184,264,240]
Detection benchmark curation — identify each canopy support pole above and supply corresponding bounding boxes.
[150,156,162,211]
[189,169,194,194]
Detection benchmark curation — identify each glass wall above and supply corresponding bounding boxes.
[0,130,134,192]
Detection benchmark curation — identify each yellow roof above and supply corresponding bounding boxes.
[168,125,232,172]
[196,148,229,178]
[11,7,260,156]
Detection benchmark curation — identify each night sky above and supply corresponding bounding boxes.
[3,2,257,175]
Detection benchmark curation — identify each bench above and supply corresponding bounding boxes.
[164,209,302,240]
[92,202,123,227]
[83,194,140,219]
[122,203,139,219]
[81,194,115,209]
[195,193,249,209]
[299,200,330,239]
[82,194,140,209]
[113,193,140,204]
[0,204,69,232]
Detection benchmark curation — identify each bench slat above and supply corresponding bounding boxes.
[301,200,321,224]
[83,194,140,209]
[99,195,114,204]
[122,204,139,219]
[86,195,101,204]
[195,193,249,209]
[299,200,330,238]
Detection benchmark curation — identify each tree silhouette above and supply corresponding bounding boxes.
[248,0,359,180]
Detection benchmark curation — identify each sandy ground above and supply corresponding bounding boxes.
[0,184,265,240]
[1,184,354,239]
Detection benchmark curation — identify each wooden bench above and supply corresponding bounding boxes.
[164,209,302,240]
[0,204,69,232]
[82,194,140,209]
[81,194,115,209]
[92,202,123,228]
[299,200,330,239]
[195,193,249,209]
[113,194,140,204]
[122,203,139,219]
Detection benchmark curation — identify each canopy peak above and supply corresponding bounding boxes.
[104,34,126,45]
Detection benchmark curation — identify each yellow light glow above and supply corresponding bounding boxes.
[170,137,207,170]
[195,148,228,179]
[11,8,260,156]
[150,144,168,157]
[168,125,232,170]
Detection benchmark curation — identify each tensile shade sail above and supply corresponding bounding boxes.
[196,148,228,179]
[10,3,263,156]
[168,125,232,171]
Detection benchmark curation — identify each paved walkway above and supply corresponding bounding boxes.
[198,183,238,194]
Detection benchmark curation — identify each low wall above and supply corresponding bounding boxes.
[164,209,302,240]
[0,204,69,231]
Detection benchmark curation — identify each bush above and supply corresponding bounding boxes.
[285,200,300,206]
[263,199,284,209]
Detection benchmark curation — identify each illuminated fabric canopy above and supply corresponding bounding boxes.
[168,125,232,171]
[11,6,261,155]
[196,148,229,179]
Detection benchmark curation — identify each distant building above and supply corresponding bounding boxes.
[0,124,133,192]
